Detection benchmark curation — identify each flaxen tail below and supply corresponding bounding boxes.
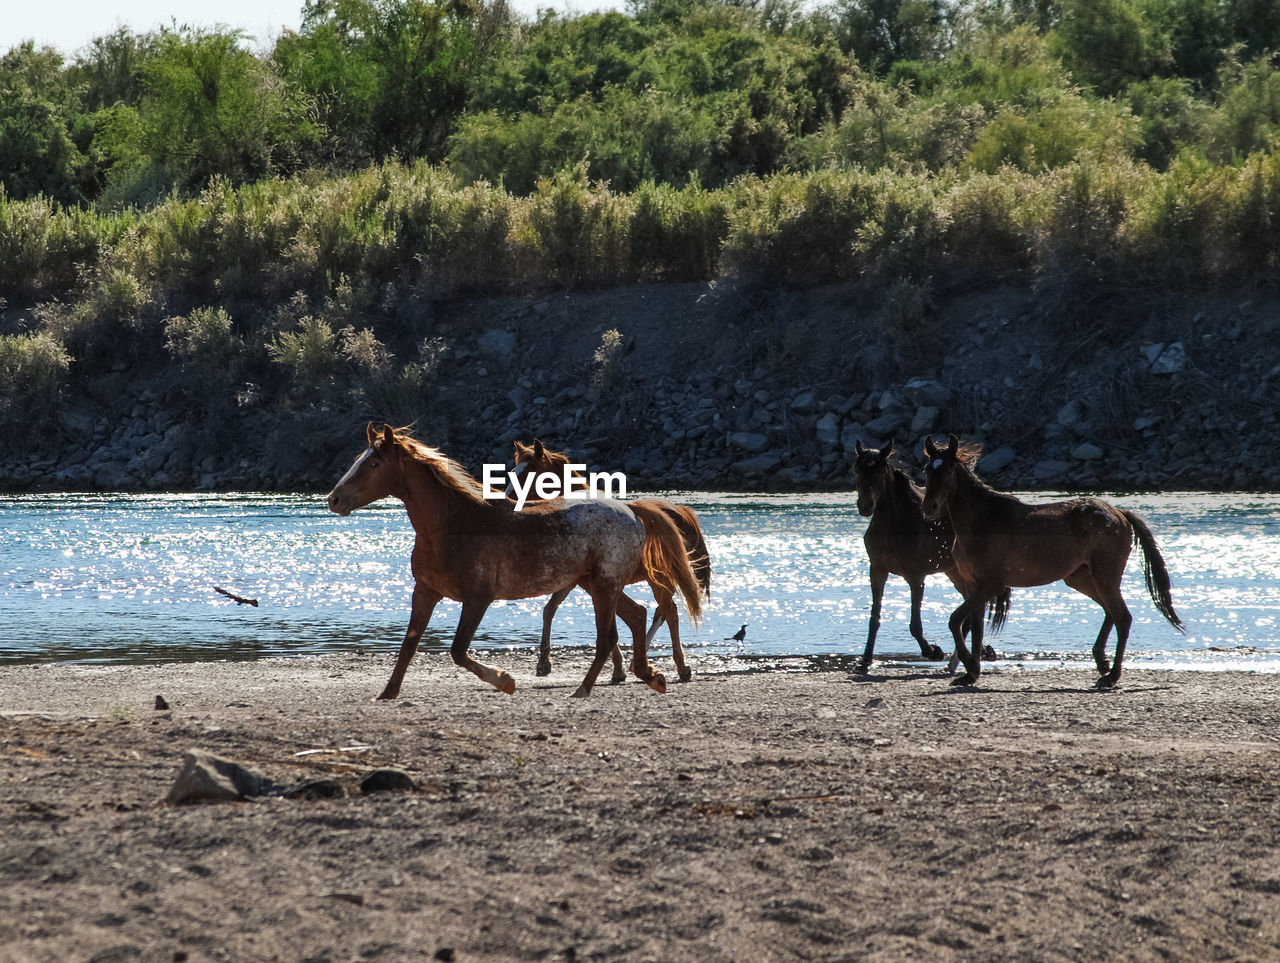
[630,500,704,625]
[661,501,712,601]
[1124,510,1185,633]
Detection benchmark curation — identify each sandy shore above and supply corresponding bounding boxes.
[2,653,1279,962]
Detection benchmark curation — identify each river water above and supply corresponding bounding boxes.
[3,492,1278,673]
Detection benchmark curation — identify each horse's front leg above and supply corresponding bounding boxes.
[908,578,945,662]
[857,566,888,674]
[618,591,666,693]
[378,586,442,700]
[449,598,514,694]
[538,586,573,677]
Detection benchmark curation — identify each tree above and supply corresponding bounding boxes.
[0,43,85,203]
[826,0,952,73]
[140,28,319,188]
[286,0,508,163]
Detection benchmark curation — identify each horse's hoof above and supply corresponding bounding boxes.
[982,645,997,661]
[926,644,945,661]
[495,673,516,695]
[609,670,627,685]
[950,673,978,687]
[536,661,552,677]
[678,667,692,683]
[853,660,871,676]
[570,685,591,698]
[375,688,399,701]
[647,672,667,694]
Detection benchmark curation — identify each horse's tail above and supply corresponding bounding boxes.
[1124,510,1185,633]
[630,500,704,625]
[985,587,1011,634]
[662,502,712,600]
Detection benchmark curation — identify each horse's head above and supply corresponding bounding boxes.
[508,438,578,499]
[328,423,404,516]
[852,439,895,517]
[921,433,964,520]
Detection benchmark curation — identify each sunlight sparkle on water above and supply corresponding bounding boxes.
[2,491,1280,668]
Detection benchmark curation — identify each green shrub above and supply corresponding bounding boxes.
[519,164,632,285]
[268,315,340,398]
[0,191,117,299]
[164,305,241,366]
[0,332,71,435]
[629,178,727,281]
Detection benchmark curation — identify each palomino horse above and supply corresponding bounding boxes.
[852,439,1008,673]
[508,439,711,683]
[327,424,701,699]
[921,434,1184,687]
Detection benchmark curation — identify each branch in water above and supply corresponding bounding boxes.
[214,586,259,607]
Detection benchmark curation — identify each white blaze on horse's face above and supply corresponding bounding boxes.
[504,460,528,499]
[328,447,374,516]
[922,461,948,520]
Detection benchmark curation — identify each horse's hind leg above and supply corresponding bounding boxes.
[609,620,627,686]
[946,610,972,674]
[644,606,666,647]
[573,592,621,698]
[908,579,945,662]
[948,599,985,686]
[1064,568,1130,686]
[571,581,625,682]
[1095,590,1133,688]
[618,592,666,693]
[449,598,514,695]
[378,586,442,700]
[538,586,573,677]
[653,589,691,682]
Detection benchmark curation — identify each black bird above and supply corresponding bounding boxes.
[727,624,747,642]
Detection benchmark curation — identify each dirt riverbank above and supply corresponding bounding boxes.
[2,654,1279,961]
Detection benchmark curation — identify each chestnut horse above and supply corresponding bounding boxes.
[327,424,700,699]
[508,439,711,683]
[852,439,1008,673]
[921,434,1184,688]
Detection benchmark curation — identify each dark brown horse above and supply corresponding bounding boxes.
[509,439,711,683]
[327,424,701,699]
[852,439,1007,673]
[921,434,1184,687]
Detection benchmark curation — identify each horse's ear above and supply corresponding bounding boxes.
[924,436,938,458]
[365,422,378,446]
[882,438,893,457]
[855,440,864,455]
[533,439,545,459]
[381,424,396,450]
[946,434,959,456]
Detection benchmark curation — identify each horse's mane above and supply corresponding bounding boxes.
[956,442,984,470]
[388,427,489,507]
[947,440,1006,495]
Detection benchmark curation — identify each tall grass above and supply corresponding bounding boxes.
[5,152,1280,324]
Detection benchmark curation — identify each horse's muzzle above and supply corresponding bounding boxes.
[327,491,351,516]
